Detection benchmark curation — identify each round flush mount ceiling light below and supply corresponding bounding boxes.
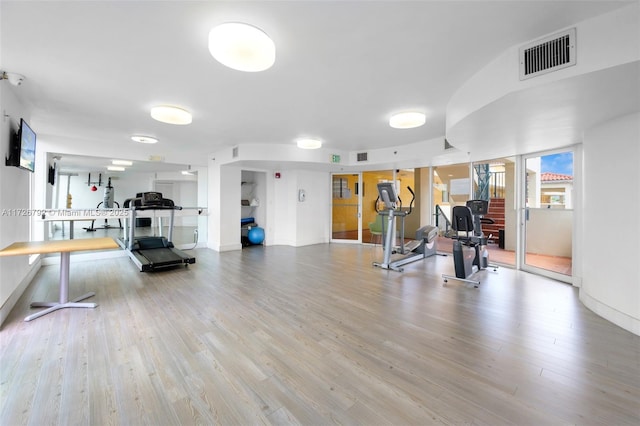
[150,105,192,125]
[208,22,276,72]
[296,138,322,149]
[389,111,426,129]
[131,135,158,144]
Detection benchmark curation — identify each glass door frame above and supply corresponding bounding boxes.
[518,147,578,283]
[330,172,362,244]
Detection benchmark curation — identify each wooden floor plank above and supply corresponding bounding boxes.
[1,244,639,425]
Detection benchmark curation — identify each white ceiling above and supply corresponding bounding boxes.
[1,1,636,173]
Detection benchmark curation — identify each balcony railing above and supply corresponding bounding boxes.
[434,204,452,236]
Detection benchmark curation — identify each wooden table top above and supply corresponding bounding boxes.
[0,237,120,257]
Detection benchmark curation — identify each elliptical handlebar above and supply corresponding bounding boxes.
[375,185,416,214]
[406,186,415,215]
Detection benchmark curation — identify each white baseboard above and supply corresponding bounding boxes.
[208,242,243,252]
[175,242,207,250]
[0,258,42,327]
[579,289,640,336]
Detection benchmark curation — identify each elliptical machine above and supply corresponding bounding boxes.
[442,199,498,287]
[373,182,438,272]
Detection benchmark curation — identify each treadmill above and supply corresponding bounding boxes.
[121,192,196,272]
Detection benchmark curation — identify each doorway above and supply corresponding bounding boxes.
[432,164,472,254]
[471,158,516,267]
[331,173,361,242]
[521,149,574,281]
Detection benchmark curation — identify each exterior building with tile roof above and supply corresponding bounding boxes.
[541,172,573,208]
[541,172,573,182]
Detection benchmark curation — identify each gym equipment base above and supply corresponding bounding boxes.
[27,291,97,321]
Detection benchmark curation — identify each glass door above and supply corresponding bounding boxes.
[471,158,516,267]
[520,149,574,282]
[432,163,472,254]
[331,173,361,242]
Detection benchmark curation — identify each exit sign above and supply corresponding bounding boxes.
[331,154,341,163]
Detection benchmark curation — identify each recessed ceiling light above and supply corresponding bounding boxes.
[112,160,133,166]
[208,22,276,72]
[389,112,426,129]
[107,166,125,171]
[131,135,158,144]
[150,105,192,125]
[296,138,322,149]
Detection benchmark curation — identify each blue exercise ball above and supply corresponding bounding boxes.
[247,226,265,244]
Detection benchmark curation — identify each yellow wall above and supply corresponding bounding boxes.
[332,174,359,232]
[362,170,417,235]
[333,170,420,236]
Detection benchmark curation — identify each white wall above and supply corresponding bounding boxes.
[295,170,331,246]
[447,2,640,131]
[207,159,242,252]
[0,84,41,325]
[269,170,297,246]
[208,160,332,250]
[154,179,198,227]
[580,112,640,334]
[525,209,572,257]
[196,168,208,243]
[263,168,330,247]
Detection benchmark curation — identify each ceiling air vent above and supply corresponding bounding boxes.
[519,28,576,80]
[357,152,368,162]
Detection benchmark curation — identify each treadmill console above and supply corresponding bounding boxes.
[124,192,175,208]
[136,192,166,206]
[466,199,489,216]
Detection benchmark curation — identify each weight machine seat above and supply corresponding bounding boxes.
[450,206,480,245]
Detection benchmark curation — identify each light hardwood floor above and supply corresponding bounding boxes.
[1,244,638,425]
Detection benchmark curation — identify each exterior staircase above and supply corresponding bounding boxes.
[483,198,505,245]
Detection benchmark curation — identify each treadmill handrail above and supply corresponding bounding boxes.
[129,205,183,211]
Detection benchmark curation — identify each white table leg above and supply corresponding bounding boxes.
[25,252,97,321]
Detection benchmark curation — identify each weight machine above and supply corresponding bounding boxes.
[442,199,498,287]
[84,177,122,231]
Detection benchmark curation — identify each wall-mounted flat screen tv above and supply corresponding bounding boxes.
[6,118,36,172]
[18,118,36,172]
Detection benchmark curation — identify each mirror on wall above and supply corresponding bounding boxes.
[44,153,207,248]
